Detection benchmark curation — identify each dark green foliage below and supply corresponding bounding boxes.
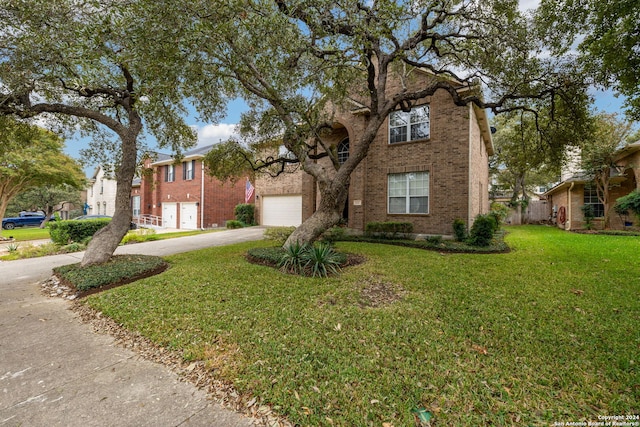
[247,246,285,265]
[303,243,343,278]
[234,203,255,225]
[452,218,467,242]
[263,226,296,245]
[365,221,413,238]
[615,190,640,219]
[250,243,347,278]
[226,220,244,229]
[321,226,347,243]
[581,204,595,229]
[468,214,498,247]
[49,218,111,245]
[278,241,308,274]
[425,235,443,244]
[53,255,168,292]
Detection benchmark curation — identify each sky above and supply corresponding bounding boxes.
[63,0,632,177]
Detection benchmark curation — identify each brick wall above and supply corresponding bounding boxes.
[139,158,247,229]
[255,71,493,236]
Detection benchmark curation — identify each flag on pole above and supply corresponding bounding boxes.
[245,179,255,203]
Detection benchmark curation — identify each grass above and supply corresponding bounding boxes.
[81,226,639,426]
[0,226,50,241]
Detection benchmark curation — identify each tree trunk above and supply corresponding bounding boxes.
[81,131,138,266]
[284,180,348,248]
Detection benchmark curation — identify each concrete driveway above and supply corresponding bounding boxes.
[0,227,265,427]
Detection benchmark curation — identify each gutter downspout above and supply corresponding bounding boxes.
[567,182,574,230]
[200,161,205,230]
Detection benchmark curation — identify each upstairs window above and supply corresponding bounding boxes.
[337,139,349,165]
[165,164,175,182]
[183,160,195,180]
[389,104,430,144]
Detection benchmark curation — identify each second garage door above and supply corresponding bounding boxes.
[262,195,302,226]
[180,202,198,230]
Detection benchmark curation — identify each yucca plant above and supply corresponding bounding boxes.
[302,242,343,278]
[278,241,308,274]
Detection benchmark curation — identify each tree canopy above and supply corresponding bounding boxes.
[174,0,591,245]
[0,117,85,233]
[0,0,225,263]
[537,0,640,119]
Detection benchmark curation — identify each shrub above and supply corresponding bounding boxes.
[53,254,168,292]
[452,218,467,242]
[121,228,159,244]
[278,241,308,274]
[263,226,296,245]
[60,242,86,253]
[425,235,443,244]
[322,226,348,243]
[234,203,255,226]
[615,190,640,221]
[226,220,244,229]
[49,218,111,245]
[301,242,343,278]
[468,214,497,247]
[365,221,413,238]
[581,204,595,230]
[490,202,510,227]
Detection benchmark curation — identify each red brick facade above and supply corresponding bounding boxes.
[255,71,494,237]
[134,148,251,229]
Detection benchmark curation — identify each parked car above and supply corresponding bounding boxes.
[2,211,55,230]
[73,215,138,230]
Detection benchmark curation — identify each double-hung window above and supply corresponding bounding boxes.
[388,172,429,214]
[584,185,605,217]
[389,104,430,144]
[183,160,195,180]
[165,165,175,182]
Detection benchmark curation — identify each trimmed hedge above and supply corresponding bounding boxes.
[365,221,413,237]
[49,218,111,245]
[226,220,244,229]
[53,254,168,292]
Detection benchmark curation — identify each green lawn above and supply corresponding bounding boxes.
[0,226,51,242]
[83,226,640,426]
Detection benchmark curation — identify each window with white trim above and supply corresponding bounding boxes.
[183,160,195,180]
[388,172,429,214]
[337,138,349,165]
[165,164,175,182]
[584,185,605,217]
[389,105,430,144]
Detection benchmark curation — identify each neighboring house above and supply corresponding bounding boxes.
[86,165,117,217]
[544,141,640,230]
[136,145,250,230]
[255,70,494,237]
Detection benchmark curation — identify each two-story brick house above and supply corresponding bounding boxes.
[136,145,251,230]
[254,71,494,237]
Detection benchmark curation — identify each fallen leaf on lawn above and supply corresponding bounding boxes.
[334,323,342,331]
[302,406,313,415]
[293,390,300,400]
[383,423,394,427]
[311,385,321,393]
[570,289,584,296]
[370,399,380,404]
[471,344,488,355]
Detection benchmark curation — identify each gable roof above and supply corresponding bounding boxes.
[150,144,217,166]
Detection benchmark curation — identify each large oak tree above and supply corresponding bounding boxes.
[177,0,589,246]
[0,117,84,236]
[0,0,224,264]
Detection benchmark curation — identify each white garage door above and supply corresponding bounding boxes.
[181,202,198,230]
[262,195,302,226]
[162,203,177,228]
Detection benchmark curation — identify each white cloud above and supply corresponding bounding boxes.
[194,123,239,147]
[518,0,540,12]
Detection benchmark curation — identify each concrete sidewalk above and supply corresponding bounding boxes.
[0,227,265,427]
